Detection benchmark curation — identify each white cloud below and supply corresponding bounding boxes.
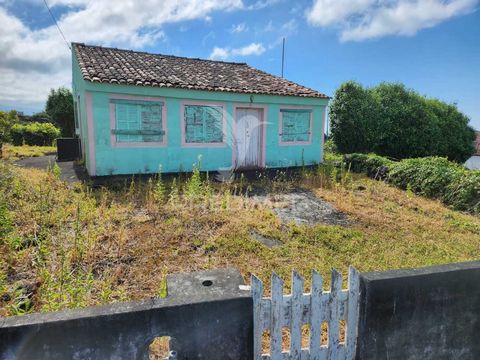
[0,0,243,111]
[231,22,248,33]
[245,0,282,10]
[210,47,231,60]
[210,42,266,60]
[306,0,478,41]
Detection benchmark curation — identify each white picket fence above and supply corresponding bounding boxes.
[251,267,359,360]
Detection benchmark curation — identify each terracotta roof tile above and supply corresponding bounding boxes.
[73,43,328,99]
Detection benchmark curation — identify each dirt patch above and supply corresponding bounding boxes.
[250,189,350,226]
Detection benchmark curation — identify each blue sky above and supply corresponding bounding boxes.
[1,0,479,129]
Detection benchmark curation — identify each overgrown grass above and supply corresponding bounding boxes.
[0,160,479,317]
[2,144,56,160]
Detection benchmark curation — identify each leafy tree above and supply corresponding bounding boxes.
[0,110,19,158]
[329,81,475,162]
[30,111,52,123]
[45,87,74,137]
[329,81,379,154]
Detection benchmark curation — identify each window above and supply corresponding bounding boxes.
[183,104,224,144]
[279,109,312,143]
[73,95,80,135]
[111,99,165,143]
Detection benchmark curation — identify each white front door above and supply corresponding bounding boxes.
[235,108,262,169]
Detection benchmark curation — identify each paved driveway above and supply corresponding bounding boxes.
[14,155,88,183]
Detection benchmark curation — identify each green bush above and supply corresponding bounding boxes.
[343,153,393,179]
[345,153,480,213]
[444,171,480,213]
[388,157,464,199]
[11,122,61,146]
[330,81,476,162]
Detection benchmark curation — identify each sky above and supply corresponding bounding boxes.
[0,0,479,129]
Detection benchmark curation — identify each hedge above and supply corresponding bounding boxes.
[343,153,480,214]
[343,153,393,179]
[11,122,61,146]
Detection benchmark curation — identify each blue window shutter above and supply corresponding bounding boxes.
[281,110,310,142]
[114,101,164,143]
[185,105,223,143]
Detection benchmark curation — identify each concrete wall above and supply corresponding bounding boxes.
[4,262,480,359]
[72,53,328,176]
[0,268,252,360]
[356,261,480,360]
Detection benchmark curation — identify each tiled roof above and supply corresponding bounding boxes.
[73,43,328,99]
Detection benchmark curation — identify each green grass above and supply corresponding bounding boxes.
[2,144,56,160]
[0,160,479,317]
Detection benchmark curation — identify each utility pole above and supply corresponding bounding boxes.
[281,37,285,78]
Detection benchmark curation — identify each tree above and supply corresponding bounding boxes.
[329,81,476,162]
[329,81,380,154]
[45,87,74,137]
[0,111,19,158]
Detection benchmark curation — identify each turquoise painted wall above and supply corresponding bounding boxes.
[73,55,328,176]
[72,54,91,173]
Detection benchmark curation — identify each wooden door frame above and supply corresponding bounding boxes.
[232,104,267,170]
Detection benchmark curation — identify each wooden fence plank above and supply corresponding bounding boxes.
[345,267,359,359]
[271,273,284,359]
[309,271,323,359]
[290,272,304,359]
[327,269,342,360]
[252,275,264,360]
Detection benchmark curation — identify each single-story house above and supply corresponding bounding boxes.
[72,43,329,176]
[465,131,480,170]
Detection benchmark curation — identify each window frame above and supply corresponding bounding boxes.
[278,106,313,145]
[180,100,227,148]
[109,95,167,148]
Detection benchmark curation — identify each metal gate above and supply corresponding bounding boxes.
[251,267,359,360]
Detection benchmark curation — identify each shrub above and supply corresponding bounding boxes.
[388,157,464,199]
[11,122,61,146]
[330,81,476,162]
[444,171,480,213]
[343,153,393,179]
[346,153,480,213]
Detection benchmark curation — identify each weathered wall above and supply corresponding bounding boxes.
[356,261,480,360]
[0,268,252,360]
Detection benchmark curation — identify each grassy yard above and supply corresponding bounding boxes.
[1,144,56,161]
[1,160,479,317]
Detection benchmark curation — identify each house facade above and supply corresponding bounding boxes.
[72,43,329,176]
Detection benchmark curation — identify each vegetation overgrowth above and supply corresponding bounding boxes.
[0,110,19,158]
[11,122,61,146]
[329,81,475,162]
[1,144,57,160]
[344,153,480,213]
[1,156,480,318]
